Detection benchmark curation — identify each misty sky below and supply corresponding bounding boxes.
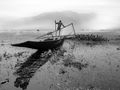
[0,0,120,31]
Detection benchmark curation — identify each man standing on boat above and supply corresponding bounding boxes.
[55,20,65,37]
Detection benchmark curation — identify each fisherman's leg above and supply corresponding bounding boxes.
[59,30,60,36]
[59,30,61,39]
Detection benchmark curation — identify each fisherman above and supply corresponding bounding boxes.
[55,20,65,37]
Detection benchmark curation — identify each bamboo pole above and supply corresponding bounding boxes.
[55,20,57,36]
[71,23,76,35]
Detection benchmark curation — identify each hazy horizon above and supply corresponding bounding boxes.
[0,0,120,32]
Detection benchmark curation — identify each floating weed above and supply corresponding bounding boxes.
[62,55,88,71]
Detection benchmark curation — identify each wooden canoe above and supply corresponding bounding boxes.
[11,39,64,50]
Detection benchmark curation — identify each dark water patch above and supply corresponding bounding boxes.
[116,47,120,50]
[59,68,67,75]
[117,65,119,68]
[2,52,13,60]
[0,55,2,61]
[49,49,66,65]
[86,84,96,90]
[63,59,88,71]
[0,78,9,85]
[14,52,25,58]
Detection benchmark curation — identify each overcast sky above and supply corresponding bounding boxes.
[0,0,119,18]
[0,0,120,31]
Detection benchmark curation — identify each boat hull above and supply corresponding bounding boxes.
[11,39,64,50]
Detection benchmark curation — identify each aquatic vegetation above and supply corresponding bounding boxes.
[73,34,108,42]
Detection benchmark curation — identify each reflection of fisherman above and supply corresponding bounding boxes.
[55,20,65,37]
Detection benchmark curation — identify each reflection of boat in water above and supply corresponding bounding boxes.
[11,39,64,50]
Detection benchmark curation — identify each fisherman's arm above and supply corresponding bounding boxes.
[62,23,65,28]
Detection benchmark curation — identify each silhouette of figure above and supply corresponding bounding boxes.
[55,20,65,37]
